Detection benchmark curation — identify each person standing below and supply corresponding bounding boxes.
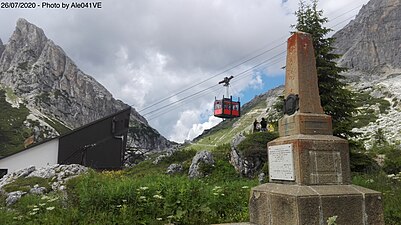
[260,118,267,132]
[253,119,259,133]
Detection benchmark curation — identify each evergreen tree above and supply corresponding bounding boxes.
[293,0,357,138]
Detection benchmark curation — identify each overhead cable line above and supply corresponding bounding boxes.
[145,50,287,119]
[137,42,286,113]
[141,3,368,120]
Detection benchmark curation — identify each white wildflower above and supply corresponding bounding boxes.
[48,198,59,203]
[153,194,163,199]
[41,196,51,200]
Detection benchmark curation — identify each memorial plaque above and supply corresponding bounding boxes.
[268,144,295,181]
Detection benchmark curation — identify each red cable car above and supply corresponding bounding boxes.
[214,76,241,118]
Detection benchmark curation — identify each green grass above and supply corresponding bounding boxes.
[43,117,71,134]
[2,177,51,193]
[1,152,401,224]
[0,90,31,157]
[353,172,401,225]
[0,144,259,224]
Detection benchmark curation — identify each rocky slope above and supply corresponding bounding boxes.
[0,19,172,156]
[333,0,401,72]
[333,0,401,147]
[193,85,283,147]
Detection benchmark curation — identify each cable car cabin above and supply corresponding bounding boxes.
[214,96,240,118]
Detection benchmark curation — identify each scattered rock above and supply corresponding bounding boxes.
[27,165,57,179]
[188,150,214,179]
[258,173,266,184]
[6,191,26,206]
[152,148,178,165]
[0,164,88,196]
[166,163,183,175]
[29,184,46,195]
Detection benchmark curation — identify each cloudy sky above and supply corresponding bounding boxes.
[0,0,370,142]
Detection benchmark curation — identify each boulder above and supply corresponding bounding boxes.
[29,184,46,195]
[166,163,183,175]
[188,151,214,179]
[6,191,26,206]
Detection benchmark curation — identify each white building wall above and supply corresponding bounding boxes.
[0,139,59,173]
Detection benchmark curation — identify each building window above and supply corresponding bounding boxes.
[0,169,8,179]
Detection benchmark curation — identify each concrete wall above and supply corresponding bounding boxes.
[0,139,59,173]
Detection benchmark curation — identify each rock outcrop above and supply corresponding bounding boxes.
[166,163,183,175]
[0,38,4,58]
[0,18,172,153]
[333,0,401,72]
[332,0,401,147]
[188,150,214,179]
[229,134,264,178]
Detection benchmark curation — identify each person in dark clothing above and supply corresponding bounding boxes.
[260,118,267,132]
[253,119,259,133]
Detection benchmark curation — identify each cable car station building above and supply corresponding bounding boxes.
[0,108,131,177]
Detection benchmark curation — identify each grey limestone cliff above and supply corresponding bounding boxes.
[333,0,401,147]
[0,18,172,151]
[0,38,4,58]
[333,0,401,72]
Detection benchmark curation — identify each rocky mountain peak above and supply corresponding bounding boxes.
[333,0,401,73]
[0,18,172,152]
[0,38,4,57]
[0,18,48,72]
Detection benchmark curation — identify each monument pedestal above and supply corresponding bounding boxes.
[249,183,384,225]
[268,134,351,185]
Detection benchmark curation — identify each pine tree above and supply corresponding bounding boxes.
[294,0,357,138]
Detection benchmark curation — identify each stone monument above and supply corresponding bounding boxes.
[248,32,384,225]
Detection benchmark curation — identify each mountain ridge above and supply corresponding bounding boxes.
[0,18,173,156]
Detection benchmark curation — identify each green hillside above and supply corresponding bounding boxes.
[192,92,280,150]
[0,90,31,157]
[0,88,70,158]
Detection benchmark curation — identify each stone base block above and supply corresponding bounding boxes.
[268,135,351,185]
[279,113,332,136]
[249,183,384,225]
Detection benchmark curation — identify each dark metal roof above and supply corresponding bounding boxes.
[0,107,132,160]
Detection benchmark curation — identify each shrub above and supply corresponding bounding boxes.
[353,172,401,225]
[237,132,279,159]
[349,151,380,174]
[383,147,401,174]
